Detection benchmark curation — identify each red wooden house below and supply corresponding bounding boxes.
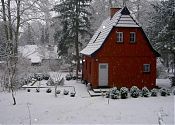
[80,6,160,89]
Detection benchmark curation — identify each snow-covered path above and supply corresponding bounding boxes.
[0,78,174,124]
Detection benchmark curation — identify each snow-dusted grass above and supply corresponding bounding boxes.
[0,75,174,124]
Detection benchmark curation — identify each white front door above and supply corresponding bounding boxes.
[99,63,108,86]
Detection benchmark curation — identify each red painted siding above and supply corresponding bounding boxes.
[82,27,157,89]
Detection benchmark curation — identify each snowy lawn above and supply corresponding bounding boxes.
[0,75,174,124]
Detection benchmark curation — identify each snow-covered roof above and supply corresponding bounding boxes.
[31,57,41,63]
[80,6,140,56]
[18,45,58,63]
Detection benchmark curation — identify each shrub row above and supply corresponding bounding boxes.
[106,86,173,99]
[27,88,75,97]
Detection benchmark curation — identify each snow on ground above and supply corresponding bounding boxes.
[0,74,175,124]
[156,79,172,88]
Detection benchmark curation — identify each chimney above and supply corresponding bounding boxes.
[110,8,121,18]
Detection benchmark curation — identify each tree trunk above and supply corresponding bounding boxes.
[11,88,16,105]
[75,0,80,79]
[8,70,16,105]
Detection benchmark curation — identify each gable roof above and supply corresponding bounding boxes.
[80,6,160,57]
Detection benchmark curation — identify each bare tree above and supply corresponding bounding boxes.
[0,0,49,105]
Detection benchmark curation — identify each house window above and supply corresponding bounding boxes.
[100,65,107,69]
[143,64,150,72]
[116,32,123,43]
[130,32,136,43]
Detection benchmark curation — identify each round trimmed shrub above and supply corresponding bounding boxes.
[110,87,120,99]
[166,89,171,96]
[142,87,150,97]
[70,92,76,97]
[56,90,61,94]
[105,91,110,98]
[151,88,158,97]
[63,90,69,95]
[27,89,31,92]
[130,86,140,98]
[120,87,128,99]
[160,88,167,96]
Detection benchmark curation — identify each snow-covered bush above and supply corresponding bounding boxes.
[170,77,175,87]
[159,88,167,96]
[63,90,69,95]
[142,87,150,97]
[151,88,158,97]
[46,78,54,86]
[65,74,72,81]
[27,89,30,92]
[70,92,76,97]
[120,87,128,99]
[173,88,175,95]
[130,86,140,98]
[105,91,110,98]
[43,73,50,80]
[56,90,61,94]
[110,87,120,99]
[166,89,171,96]
[46,88,52,93]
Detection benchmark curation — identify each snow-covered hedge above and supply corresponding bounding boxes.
[120,87,128,99]
[151,88,158,97]
[130,86,140,98]
[142,87,150,97]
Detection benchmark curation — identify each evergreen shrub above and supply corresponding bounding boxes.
[130,86,140,98]
[151,88,158,97]
[160,88,167,96]
[110,87,120,99]
[142,87,150,97]
[120,87,128,99]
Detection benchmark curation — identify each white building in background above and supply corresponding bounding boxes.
[18,45,58,66]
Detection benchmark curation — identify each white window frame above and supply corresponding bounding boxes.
[143,64,150,72]
[130,32,136,43]
[116,32,123,43]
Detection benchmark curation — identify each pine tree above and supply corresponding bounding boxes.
[148,0,175,76]
[53,0,92,78]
